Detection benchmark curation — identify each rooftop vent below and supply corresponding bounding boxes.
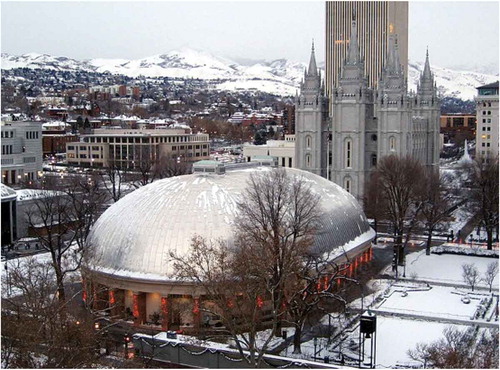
[192,160,226,175]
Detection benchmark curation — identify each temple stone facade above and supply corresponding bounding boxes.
[295,15,440,201]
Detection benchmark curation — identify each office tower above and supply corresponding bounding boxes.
[475,81,499,162]
[325,1,408,94]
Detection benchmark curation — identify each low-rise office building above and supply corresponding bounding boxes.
[1,121,43,185]
[66,128,210,168]
[243,135,296,168]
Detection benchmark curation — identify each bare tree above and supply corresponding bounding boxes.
[363,171,385,243]
[462,263,480,291]
[1,258,100,368]
[234,169,321,330]
[468,158,499,250]
[101,159,127,202]
[283,256,351,354]
[367,155,425,272]
[408,326,498,368]
[420,169,457,255]
[171,236,271,367]
[171,169,326,365]
[482,261,499,293]
[24,175,105,305]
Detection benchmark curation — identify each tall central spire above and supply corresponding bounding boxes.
[385,34,402,75]
[346,11,360,64]
[307,40,318,76]
[422,47,432,79]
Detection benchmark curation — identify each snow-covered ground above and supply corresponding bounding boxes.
[370,317,468,368]
[403,249,499,289]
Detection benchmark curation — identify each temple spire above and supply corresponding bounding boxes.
[307,40,318,76]
[385,33,401,75]
[423,47,432,79]
[346,11,360,64]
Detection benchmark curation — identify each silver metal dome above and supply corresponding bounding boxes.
[1,183,17,202]
[86,166,374,281]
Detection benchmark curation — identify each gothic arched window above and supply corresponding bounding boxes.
[306,154,311,168]
[389,136,396,151]
[306,135,312,149]
[344,138,352,168]
[344,177,351,193]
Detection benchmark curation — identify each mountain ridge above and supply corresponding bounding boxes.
[2,49,497,100]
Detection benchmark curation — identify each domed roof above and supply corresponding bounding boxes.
[86,166,374,281]
[1,184,17,202]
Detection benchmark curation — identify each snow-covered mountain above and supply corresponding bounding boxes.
[1,49,497,99]
[407,61,497,100]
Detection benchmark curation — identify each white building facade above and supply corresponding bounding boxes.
[1,121,43,185]
[295,16,440,201]
[475,81,499,162]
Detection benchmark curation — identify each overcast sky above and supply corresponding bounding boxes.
[1,1,498,72]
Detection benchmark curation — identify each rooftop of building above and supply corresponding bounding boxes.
[86,163,374,282]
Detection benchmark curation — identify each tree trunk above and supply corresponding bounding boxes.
[486,227,493,250]
[426,229,433,255]
[292,323,302,354]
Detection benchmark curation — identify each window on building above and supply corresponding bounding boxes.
[306,154,311,168]
[344,177,351,193]
[487,143,491,147]
[345,139,352,168]
[488,102,491,107]
[483,119,486,123]
[80,146,87,150]
[371,134,377,142]
[389,136,396,151]
[487,119,491,123]
[487,111,491,115]
[371,154,377,167]
[306,135,312,148]
[482,143,486,147]
[92,146,99,151]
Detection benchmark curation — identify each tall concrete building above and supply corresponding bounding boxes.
[325,1,408,94]
[475,81,499,162]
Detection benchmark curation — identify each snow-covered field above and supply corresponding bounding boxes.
[371,317,468,368]
[380,285,478,320]
[404,249,499,289]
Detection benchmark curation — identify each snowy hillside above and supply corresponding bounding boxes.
[407,61,497,100]
[1,49,497,99]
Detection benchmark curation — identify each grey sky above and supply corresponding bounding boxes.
[1,1,498,72]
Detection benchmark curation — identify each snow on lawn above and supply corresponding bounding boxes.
[371,316,468,368]
[379,285,478,320]
[404,249,499,289]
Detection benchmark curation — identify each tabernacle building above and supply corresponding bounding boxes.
[83,162,375,330]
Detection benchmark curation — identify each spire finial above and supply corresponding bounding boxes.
[307,40,318,77]
[346,10,360,65]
